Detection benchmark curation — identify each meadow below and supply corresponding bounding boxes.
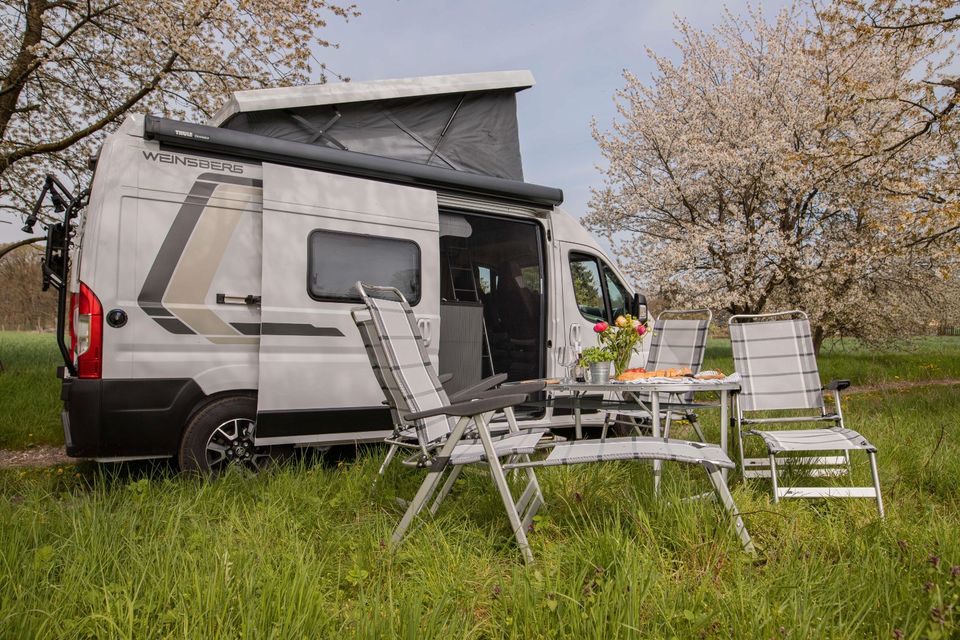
[0,332,958,638]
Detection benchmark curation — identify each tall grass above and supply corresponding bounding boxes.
[0,332,62,448]
[0,386,958,638]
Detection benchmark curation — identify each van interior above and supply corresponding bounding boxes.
[437,212,544,395]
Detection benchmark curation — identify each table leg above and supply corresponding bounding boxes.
[720,389,729,482]
[652,391,661,496]
[574,392,583,440]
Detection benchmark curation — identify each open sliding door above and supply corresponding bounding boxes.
[255,163,439,445]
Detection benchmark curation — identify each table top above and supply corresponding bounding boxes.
[541,379,740,393]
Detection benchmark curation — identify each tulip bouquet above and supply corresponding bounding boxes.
[590,314,648,376]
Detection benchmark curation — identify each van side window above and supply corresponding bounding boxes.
[602,264,629,319]
[569,254,605,322]
[477,266,495,294]
[307,230,421,304]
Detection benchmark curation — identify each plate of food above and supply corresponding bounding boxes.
[615,367,692,382]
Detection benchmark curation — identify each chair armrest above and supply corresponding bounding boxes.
[447,373,510,403]
[403,393,529,420]
[466,381,545,400]
[823,379,851,392]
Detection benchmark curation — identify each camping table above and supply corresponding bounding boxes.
[547,379,741,491]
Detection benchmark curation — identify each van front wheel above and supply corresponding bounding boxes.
[179,396,289,474]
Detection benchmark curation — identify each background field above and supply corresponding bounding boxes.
[3,331,959,450]
[0,333,958,638]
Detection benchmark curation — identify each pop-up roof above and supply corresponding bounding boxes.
[208,70,534,181]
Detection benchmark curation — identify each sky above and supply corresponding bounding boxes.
[310,0,790,223]
[0,0,792,243]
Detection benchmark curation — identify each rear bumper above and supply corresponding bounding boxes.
[60,376,205,458]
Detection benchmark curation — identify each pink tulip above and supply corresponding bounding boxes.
[636,324,647,336]
[594,322,609,333]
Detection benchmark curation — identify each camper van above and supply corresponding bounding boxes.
[35,71,647,471]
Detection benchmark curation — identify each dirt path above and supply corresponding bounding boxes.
[845,378,960,394]
[0,446,72,469]
[1,378,957,469]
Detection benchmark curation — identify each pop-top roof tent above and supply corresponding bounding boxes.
[207,70,534,182]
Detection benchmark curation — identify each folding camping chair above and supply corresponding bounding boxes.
[356,282,754,562]
[730,311,884,516]
[352,308,540,478]
[602,309,712,441]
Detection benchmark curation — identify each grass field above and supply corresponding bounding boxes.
[0,333,959,638]
[0,331,63,449]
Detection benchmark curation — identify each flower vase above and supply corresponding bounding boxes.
[588,361,612,383]
[614,351,632,377]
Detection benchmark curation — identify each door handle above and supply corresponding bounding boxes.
[217,293,261,306]
[417,318,431,347]
[568,323,582,349]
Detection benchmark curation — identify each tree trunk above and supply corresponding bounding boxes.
[812,324,825,356]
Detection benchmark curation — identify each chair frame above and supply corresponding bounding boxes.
[730,310,884,516]
[602,308,713,442]
[354,282,547,561]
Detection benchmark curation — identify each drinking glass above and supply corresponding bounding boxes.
[557,346,579,383]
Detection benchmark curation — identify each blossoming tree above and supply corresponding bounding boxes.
[588,1,959,349]
[0,0,359,228]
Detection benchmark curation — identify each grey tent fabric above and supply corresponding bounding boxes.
[219,92,524,181]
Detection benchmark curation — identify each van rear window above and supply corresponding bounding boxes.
[307,230,421,304]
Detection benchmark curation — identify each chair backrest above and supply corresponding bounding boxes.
[645,309,712,373]
[729,311,824,412]
[355,281,452,445]
[351,312,406,432]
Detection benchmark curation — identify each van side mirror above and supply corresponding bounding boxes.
[631,293,647,323]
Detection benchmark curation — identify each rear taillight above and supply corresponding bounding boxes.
[71,282,103,379]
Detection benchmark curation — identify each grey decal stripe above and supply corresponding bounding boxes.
[262,322,344,337]
[138,172,263,334]
[230,322,345,337]
[230,322,261,335]
[154,317,195,334]
[138,180,219,317]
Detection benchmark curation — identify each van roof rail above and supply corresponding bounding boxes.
[143,116,564,208]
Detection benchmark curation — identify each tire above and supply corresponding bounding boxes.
[178,395,291,475]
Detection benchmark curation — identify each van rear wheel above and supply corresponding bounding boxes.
[179,396,290,474]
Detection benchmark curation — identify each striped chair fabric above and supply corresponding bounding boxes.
[365,293,452,445]
[730,317,824,412]
[355,318,412,437]
[646,317,710,372]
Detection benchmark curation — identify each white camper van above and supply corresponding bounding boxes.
[33,71,647,471]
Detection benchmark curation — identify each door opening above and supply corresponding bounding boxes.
[438,211,545,395]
